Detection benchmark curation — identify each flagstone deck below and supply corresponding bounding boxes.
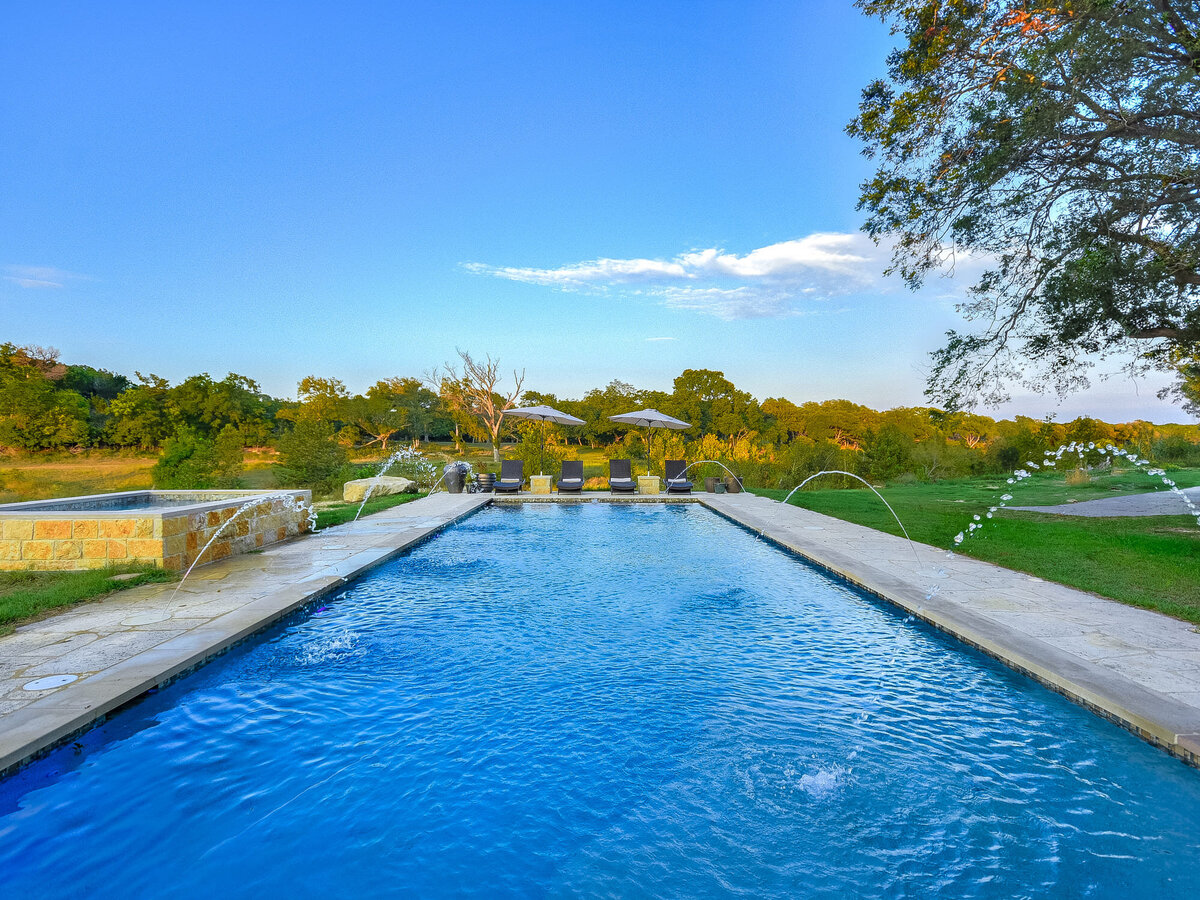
[2,490,1198,777]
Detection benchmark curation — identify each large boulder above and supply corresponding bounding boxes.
[342,476,417,503]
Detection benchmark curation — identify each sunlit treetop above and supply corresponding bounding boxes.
[848,0,1200,409]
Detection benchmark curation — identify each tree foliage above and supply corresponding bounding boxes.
[150,427,242,489]
[275,419,349,493]
[849,0,1200,406]
[670,369,764,438]
[171,373,277,441]
[104,374,180,449]
[0,344,90,450]
[5,339,1200,493]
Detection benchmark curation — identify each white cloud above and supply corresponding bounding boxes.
[656,286,798,320]
[644,336,677,342]
[464,234,889,319]
[462,256,689,286]
[3,265,90,289]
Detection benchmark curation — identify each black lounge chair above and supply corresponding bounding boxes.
[493,460,524,493]
[664,460,693,494]
[609,459,636,493]
[557,460,584,493]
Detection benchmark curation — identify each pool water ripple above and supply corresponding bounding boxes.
[1,503,1198,897]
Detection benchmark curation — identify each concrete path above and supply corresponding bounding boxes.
[2,489,1199,776]
[703,493,1200,766]
[0,493,488,775]
[1011,485,1200,517]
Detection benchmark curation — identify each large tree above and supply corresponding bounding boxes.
[0,344,90,450]
[437,350,525,462]
[849,0,1200,408]
[346,383,410,450]
[171,372,277,440]
[670,369,764,438]
[370,376,448,442]
[105,374,180,449]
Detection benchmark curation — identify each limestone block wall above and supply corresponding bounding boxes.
[0,492,311,572]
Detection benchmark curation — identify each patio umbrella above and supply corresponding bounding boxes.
[607,408,691,476]
[505,405,586,475]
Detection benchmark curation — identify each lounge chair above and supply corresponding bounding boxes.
[493,460,524,493]
[664,460,693,494]
[608,459,636,493]
[557,460,584,493]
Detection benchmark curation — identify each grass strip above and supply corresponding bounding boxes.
[315,491,421,529]
[751,483,1200,625]
[0,565,177,636]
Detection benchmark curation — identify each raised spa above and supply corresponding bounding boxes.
[0,504,1196,897]
[0,489,312,571]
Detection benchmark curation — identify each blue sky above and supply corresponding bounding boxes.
[1,1,1188,422]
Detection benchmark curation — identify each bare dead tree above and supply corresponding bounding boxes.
[438,350,525,462]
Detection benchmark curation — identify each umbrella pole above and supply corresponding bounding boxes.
[540,420,545,476]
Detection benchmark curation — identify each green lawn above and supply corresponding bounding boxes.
[314,491,422,529]
[751,470,1200,624]
[0,565,177,636]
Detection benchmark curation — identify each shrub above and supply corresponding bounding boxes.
[212,425,245,487]
[770,440,863,490]
[603,433,645,462]
[910,440,979,482]
[152,430,219,489]
[510,430,569,477]
[989,442,1022,474]
[1152,435,1200,467]
[864,425,915,482]
[1065,467,1091,486]
[275,420,350,494]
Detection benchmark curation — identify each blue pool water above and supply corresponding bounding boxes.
[1,504,1198,897]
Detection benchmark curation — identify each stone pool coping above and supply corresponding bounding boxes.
[703,493,1200,768]
[1,491,1198,777]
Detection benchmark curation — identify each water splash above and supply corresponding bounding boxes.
[292,633,360,666]
[955,441,1200,546]
[796,764,847,800]
[353,447,436,521]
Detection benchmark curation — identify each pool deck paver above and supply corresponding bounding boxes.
[702,492,1200,766]
[1,489,1199,776]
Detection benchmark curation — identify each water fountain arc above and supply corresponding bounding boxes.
[353,447,437,521]
[170,491,318,603]
[779,470,926,574]
[954,440,1200,547]
[673,459,745,490]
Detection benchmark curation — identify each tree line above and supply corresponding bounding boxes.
[4,342,1200,491]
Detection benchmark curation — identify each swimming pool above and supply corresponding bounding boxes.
[1,503,1197,897]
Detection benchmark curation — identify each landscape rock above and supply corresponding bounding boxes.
[342,476,417,503]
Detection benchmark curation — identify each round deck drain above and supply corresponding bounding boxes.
[23,674,78,691]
